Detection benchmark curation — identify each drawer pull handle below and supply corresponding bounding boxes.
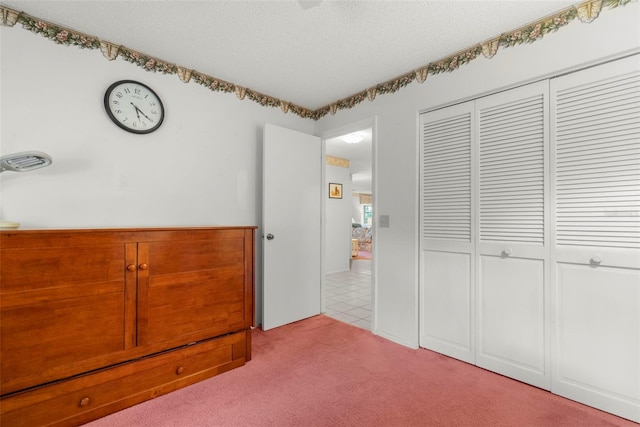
[127,264,136,272]
[176,366,185,375]
[502,248,513,257]
[79,397,90,407]
[138,263,149,271]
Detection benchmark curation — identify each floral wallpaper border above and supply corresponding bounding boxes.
[0,0,634,120]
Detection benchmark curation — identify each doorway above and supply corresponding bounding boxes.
[322,124,374,330]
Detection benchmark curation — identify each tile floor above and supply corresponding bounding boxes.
[323,259,372,330]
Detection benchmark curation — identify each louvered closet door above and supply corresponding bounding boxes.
[550,55,640,423]
[475,81,550,390]
[419,101,476,363]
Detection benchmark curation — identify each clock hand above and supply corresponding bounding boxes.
[131,103,142,121]
[137,109,154,123]
[130,103,154,123]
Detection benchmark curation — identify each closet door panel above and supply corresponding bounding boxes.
[551,54,640,422]
[476,81,550,389]
[422,250,472,361]
[555,264,639,410]
[553,57,640,254]
[419,101,475,364]
[478,255,546,386]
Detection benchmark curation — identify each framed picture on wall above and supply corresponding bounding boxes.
[329,183,343,199]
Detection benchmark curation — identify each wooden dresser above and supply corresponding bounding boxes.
[0,226,256,426]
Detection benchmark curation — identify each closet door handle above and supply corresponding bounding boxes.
[127,264,136,272]
[139,263,149,270]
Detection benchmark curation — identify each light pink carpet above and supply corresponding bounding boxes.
[85,315,636,426]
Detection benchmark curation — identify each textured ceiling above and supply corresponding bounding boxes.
[2,0,577,110]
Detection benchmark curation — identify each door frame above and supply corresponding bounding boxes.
[319,116,378,330]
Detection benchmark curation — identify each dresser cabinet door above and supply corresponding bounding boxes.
[136,229,248,348]
[0,232,137,395]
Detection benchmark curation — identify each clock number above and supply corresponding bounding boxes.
[115,92,123,98]
[134,88,141,95]
[112,100,119,105]
[124,88,131,94]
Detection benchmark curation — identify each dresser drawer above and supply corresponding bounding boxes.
[0,330,248,427]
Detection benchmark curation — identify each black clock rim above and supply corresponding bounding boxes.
[103,80,165,134]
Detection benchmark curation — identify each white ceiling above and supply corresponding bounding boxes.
[2,0,579,194]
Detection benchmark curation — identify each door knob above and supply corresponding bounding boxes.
[266,234,275,240]
[139,263,148,270]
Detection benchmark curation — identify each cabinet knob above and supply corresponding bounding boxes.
[127,264,136,272]
[79,397,90,407]
[138,263,148,270]
[176,366,184,375]
[502,248,513,256]
[591,254,603,264]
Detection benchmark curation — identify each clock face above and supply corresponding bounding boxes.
[104,80,165,134]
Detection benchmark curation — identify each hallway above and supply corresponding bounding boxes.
[323,259,372,330]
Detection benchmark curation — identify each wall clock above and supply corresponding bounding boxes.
[104,80,165,134]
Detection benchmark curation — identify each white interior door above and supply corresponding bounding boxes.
[262,123,321,330]
[475,81,550,390]
[550,55,640,423]
[419,101,476,364]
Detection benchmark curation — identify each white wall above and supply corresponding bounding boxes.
[351,193,362,225]
[2,5,639,348]
[0,26,315,325]
[314,4,640,348]
[325,164,352,274]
